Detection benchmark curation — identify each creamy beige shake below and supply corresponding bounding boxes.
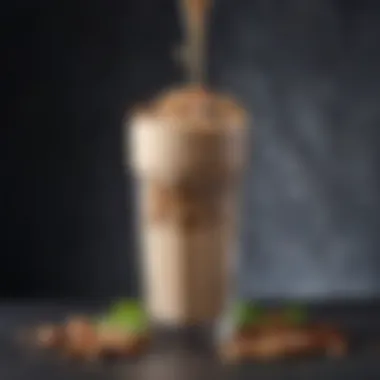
[127,0,249,330]
[128,86,248,326]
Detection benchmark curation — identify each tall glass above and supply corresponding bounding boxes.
[127,87,248,346]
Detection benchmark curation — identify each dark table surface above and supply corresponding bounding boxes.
[2,300,380,380]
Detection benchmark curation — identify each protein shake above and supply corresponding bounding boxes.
[126,0,249,332]
[129,86,247,327]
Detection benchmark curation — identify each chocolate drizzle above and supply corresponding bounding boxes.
[147,181,229,230]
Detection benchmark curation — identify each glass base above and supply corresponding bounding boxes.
[150,323,218,354]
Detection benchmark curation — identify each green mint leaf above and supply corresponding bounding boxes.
[283,304,308,325]
[97,299,148,333]
[233,301,263,327]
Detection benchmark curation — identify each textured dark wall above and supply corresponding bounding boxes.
[4,0,181,297]
[209,0,380,299]
[3,0,380,299]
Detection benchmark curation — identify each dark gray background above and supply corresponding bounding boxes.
[3,0,380,300]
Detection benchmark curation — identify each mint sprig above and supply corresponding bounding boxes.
[282,304,308,326]
[233,301,263,327]
[232,302,308,328]
[96,299,148,333]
